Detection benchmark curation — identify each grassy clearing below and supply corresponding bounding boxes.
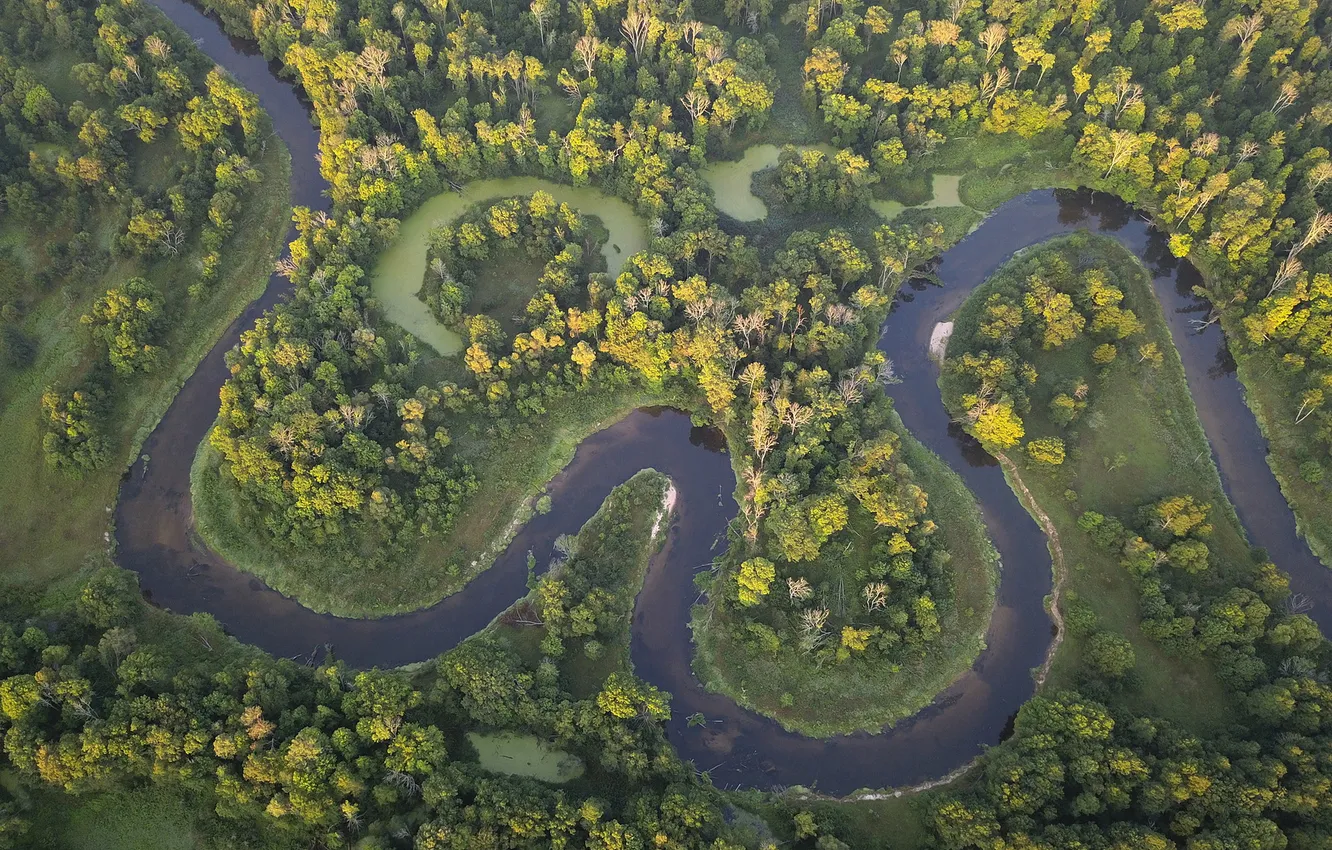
[942,234,1241,734]
[730,790,933,850]
[0,140,291,602]
[691,413,999,738]
[929,134,1080,212]
[465,248,552,337]
[20,785,204,850]
[193,387,680,617]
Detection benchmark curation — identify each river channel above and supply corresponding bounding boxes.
[117,0,1332,796]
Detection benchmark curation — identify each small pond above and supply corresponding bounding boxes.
[699,143,835,221]
[466,732,585,783]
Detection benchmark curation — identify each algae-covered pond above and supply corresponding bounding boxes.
[369,178,649,354]
[699,145,964,224]
[466,731,585,783]
[699,143,835,221]
[869,173,965,221]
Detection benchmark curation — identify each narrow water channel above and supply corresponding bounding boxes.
[118,0,1332,797]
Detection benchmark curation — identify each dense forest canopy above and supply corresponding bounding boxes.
[0,0,1331,845]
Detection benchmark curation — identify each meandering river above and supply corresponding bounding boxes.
[118,0,1332,796]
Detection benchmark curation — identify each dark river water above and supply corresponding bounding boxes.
[118,0,1332,796]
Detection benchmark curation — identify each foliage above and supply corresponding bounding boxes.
[0,572,744,849]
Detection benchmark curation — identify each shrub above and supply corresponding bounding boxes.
[1026,437,1067,466]
[1085,631,1136,678]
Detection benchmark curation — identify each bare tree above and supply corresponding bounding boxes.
[788,577,812,601]
[574,35,601,78]
[978,22,1007,65]
[621,8,652,61]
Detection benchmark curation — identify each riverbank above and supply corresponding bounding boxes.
[484,469,673,695]
[1229,343,1332,568]
[940,233,1242,732]
[191,386,679,617]
[0,135,291,607]
[690,411,998,738]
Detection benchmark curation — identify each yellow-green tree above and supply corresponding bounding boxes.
[735,558,776,607]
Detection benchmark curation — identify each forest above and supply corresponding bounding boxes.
[0,0,1329,845]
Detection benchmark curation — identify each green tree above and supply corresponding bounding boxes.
[1085,632,1136,678]
[735,558,776,606]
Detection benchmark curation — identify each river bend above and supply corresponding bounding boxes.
[117,0,1332,796]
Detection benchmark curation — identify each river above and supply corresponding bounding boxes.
[117,0,1332,797]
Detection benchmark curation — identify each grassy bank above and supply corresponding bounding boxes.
[0,140,291,604]
[486,469,671,696]
[1228,341,1332,568]
[192,386,683,617]
[690,413,999,738]
[941,234,1241,733]
[15,784,204,850]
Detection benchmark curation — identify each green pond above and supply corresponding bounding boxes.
[697,145,964,224]
[466,731,585,783]
[869,173,965,221]
[369,178,649,354]
[699,143,835,221]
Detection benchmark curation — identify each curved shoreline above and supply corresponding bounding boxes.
[115,0,1332,798]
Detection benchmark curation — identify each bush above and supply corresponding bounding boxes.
[1063,593,1098,636]
[76,567,141,628]
[1299,461,1324,485]
[40,384,108,476]
[1,324,35,368]
[1026,437,1067,466]
[1085,631,1136,679]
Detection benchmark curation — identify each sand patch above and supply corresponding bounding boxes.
[929,321,954,363]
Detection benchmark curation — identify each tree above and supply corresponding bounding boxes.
[735,558,776,606]
[596,673,669,721]
[971,400,1025,449]
[81,278,164,375]
[840,625,872,652]
[76,568,140,628]
[1149,495,1211,538]
[1026,437,1067,466]
[1086,632,1135,677]
[1167,539,1210,573]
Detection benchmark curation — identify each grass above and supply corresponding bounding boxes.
[731,789,933,850]
[19,785,205,850]
[0,137,291,603]
[192,386,684,617]
[941,233,1243,734]
[928,133,1081,212]
[691,412,999,738]
[464,247,553,337]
